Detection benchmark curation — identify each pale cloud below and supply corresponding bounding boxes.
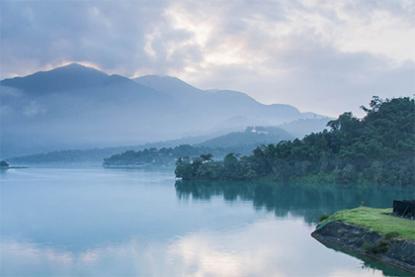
[1,0,414,115]
[162,0,415,116]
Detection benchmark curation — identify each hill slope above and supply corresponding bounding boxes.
[1,64,326,157]
[135,75,307,127]
[176,97,415,186]
[199,126,293,150]
[1,63,123,94]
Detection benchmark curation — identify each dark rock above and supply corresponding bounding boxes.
[393,200,415,218]
[312,221,415,274]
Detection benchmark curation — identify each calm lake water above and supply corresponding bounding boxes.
[1,167,414,277]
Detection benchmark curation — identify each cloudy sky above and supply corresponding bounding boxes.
[1,0,414,116]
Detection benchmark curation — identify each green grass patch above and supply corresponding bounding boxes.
[320,207,415,241]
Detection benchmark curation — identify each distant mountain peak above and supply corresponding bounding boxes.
[60,62,86,68]
[27,63,104,76]
[0,63,119,93]
[65,62,88,67]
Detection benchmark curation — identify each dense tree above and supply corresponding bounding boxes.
[175,97,415,186]
[104,145,227,167]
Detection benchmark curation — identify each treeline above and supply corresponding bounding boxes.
[103,145,228,167]
[10,148,123,164]
[175,97,415,186]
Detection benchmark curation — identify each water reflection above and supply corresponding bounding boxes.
[1,168,413,276]
[175,180,414,276]
[0,219,396,277]
[175,180,415,224]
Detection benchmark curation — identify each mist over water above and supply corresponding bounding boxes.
[1,1,414,276]
[0,64,330,158]
[1,168,412,276]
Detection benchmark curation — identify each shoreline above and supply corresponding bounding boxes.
[311,208,415,274]
[0,166,28,170]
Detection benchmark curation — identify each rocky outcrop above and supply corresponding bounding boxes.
[312,221,415,274]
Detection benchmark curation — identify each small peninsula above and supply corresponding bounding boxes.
[312,207,415,274]
[175,97,415,186]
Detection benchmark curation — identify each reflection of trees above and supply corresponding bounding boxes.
[175,180,414,224]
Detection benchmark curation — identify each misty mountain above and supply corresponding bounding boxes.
[134,75,305,130]
[199,126,293,151]
[134,75,201,98]
[0,64,179,157]
[1,63,128,94]
[278,117,331,138]
[7,135,212,165]
[6,121,330,165]
[135,75,298,114]
[0,64,327,157]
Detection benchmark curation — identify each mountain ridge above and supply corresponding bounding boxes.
[0,63,161,96]
[0,63,329,157]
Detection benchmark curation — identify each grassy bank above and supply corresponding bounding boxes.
[319,207,415,241]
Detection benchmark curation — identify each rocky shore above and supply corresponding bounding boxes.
[312,209,415,274]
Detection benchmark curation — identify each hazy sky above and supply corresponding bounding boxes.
[1,0,414,116]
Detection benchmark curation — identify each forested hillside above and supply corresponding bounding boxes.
[103,145,228,167]
[198,126,293,149]
[175,97,415,186]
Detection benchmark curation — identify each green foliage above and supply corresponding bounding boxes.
[325,207,414,256]
[199,126,294,149]
[175,155,225,180]
[319,214,330,222]
[175,97,415,186]
[104,145,228,167]
[384,232,399,240]
[320,207,415,241]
